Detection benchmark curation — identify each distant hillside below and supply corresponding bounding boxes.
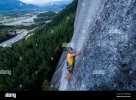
[0,0,38,11]
[42,0,73,10]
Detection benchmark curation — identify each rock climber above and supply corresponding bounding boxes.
[65,47,81,80]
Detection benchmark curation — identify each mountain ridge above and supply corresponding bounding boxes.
[0,0,38,11]
[0,0,73,11]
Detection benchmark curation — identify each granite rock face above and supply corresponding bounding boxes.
[52,0,136,91]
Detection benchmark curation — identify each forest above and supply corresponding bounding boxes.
[0,25,16,43]
[0,0,78,91]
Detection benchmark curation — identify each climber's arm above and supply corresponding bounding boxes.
[72,51,81,57]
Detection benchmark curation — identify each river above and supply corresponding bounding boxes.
[3,15,37,26]
[0,30,29,47]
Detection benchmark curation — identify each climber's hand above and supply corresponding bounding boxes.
[77,51,81,55]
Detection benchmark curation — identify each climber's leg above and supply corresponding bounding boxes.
[65,67,73,80]
[65,72,72,80]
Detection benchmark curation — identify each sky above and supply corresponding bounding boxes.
[20,0,72,6]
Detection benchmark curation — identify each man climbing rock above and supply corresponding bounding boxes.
[65,47,81,80]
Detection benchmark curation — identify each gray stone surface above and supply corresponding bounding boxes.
[51,0,136,91]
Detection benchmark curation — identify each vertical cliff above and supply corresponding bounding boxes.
[52,0,136,91]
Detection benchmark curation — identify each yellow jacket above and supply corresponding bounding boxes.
[67,53,74,67]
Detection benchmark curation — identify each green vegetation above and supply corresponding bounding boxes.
[0,0,78,91]
[0,25,16,43]
[35,11,57,22]
[0,33,16,43]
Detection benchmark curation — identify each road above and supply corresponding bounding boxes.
[0,30,29,47]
